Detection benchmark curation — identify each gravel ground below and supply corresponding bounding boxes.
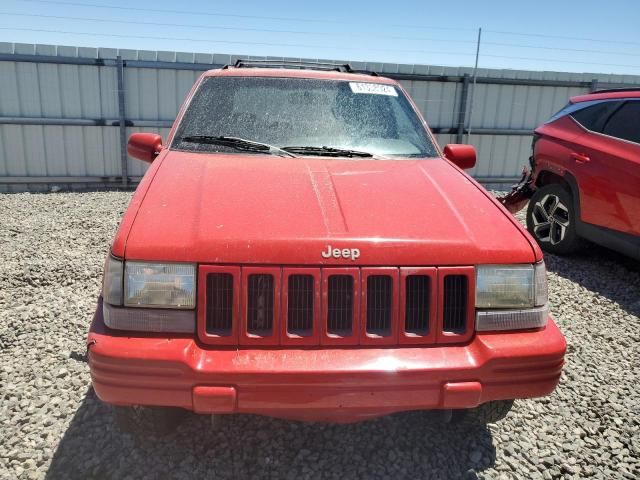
[1,191,639,480]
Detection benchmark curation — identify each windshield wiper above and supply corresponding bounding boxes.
[281,146,374,158]
[181,135,297,157]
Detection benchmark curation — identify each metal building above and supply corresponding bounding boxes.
[1,42,639,192]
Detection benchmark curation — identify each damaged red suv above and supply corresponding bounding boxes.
[88,61,566,436]
[501,88,640,260]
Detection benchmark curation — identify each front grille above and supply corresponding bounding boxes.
[247,274,274,335]
[327,275,354,334]
[199,265,474,345]
[366,275,392,335]
[405,275,430,334]
[205,273,234,335]
[443,275,468,333]
[287,274,314,335]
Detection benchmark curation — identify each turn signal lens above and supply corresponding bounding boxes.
[102,255,123,306]
[534,261,548,307]
[103,301,195,333]
[476,305,548,331]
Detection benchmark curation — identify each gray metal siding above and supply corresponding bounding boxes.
[1,42,640,192]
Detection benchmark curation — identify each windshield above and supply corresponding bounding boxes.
[172,76,438,158]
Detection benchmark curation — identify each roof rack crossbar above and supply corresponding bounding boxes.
[228,59,354,73]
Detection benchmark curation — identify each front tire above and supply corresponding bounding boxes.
[526,184,581,254]
[113,405,187,438]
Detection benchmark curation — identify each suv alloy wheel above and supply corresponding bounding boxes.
[526,184,581,254]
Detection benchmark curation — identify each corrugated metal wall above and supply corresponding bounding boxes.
[2,42,640,192]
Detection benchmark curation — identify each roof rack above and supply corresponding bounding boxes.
[227,59,354,73]
[592,87,640,94]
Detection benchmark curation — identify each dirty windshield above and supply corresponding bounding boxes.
[172,76,438,158]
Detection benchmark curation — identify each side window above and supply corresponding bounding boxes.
[602,101,640,144]
[571,101,622,132]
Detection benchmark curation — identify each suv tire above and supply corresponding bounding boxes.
[526,184,581,254]
[113,405,187,437]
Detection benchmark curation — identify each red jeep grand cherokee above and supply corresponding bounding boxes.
[501,88,640,260]
[88,61,566,436]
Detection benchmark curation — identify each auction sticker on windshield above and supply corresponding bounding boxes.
[349,82,398,96]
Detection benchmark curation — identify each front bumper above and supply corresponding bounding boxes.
[88,301,566,423]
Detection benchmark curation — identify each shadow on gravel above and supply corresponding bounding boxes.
[545,243,640,318]
[47,388,496,479]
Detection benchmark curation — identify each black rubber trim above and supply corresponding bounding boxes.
[578,222,640,261]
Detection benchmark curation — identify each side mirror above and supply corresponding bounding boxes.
[128,133,163,163]
[443,144,476,170]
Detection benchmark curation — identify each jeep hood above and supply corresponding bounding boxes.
[122,151,536,265]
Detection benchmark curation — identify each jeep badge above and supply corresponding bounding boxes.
[321,245,360,261]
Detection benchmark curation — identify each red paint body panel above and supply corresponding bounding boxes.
[111,150,167,258]
[575,135,640,235]
[122,153,536,265]
[88,302,566,422]
[570,90,640,104]
[93,67,564,422]
[192,386,237,414]
[534,105,640,236]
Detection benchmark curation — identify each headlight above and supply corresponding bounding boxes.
[476,264,535,308]
[102,255,123,306]
[124,262,196,309]
[476,262,548,331]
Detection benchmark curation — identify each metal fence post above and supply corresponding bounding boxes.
[116,56,128,187]
[590,78,599,92]
[456,74,470,143]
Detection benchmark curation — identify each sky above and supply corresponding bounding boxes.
[1,0,639,76]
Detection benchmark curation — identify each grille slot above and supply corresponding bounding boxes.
[443,275,468,333]
[205,273,234,335]
[366,275,393,335]
[405,275,430,334]
[327,275,354,335]
[287,274,314,336]
[247,274,274,335]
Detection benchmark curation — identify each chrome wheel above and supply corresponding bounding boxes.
[531,193,570,245]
